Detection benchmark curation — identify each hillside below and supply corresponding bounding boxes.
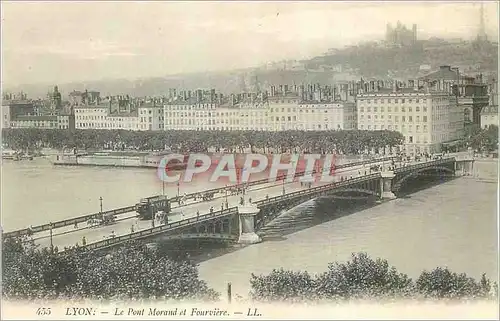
[6,38,498,98]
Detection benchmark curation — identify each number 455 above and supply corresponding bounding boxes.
[36,308,51,316]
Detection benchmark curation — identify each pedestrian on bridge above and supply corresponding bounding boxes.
[130,225,135,233]
[221,203,224,211]
[74,222,78,229]
[210,206,214,213]
[225,201,229,209]
[197,210,200,220]
[82,236,86,246]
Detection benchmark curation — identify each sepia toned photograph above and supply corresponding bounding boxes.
[1,1,499,319]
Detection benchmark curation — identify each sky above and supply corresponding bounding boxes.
[1,1,499,86]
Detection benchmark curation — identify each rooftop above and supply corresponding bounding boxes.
[12,115,57,121]
[482,105,498,114]
[419,65,474,81]
[2,100,34,106]
[108,110,138,118]
[358,88,450,96]
[74,104,110,109]
[138,102,164,108]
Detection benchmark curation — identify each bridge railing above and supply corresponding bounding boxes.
[61,158,454,253]
[3,205,137,239]
[171,168,318,201]
[334,156,395,170]
[5,156,393,238]
[1,169,324,239]
[163,156,396,201]
[67,208,239,253]
[254,173,382,207]
[393,158,455,174]
[64,171,392,254]
[66,173,386,253]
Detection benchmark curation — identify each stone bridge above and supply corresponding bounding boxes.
[62,157,473,254]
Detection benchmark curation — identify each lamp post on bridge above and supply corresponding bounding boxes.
[282,174,285,195]
[177,182,180,198]
[99,197,103,214]
[49,222,53,253]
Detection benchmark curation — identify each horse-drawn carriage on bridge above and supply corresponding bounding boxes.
[135,195,171,220]
[154,210,169,225]
[87,213,117,228]
[191,191,217,202]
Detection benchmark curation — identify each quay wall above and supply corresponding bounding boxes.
[76,155,144,167]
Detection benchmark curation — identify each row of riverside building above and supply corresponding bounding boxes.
[2,66,497,155]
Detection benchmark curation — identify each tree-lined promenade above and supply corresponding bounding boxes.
[2,128,404,155]
[2,238,497,303]
[4,126,497,156]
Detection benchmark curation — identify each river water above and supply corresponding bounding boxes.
[1,157,498,300]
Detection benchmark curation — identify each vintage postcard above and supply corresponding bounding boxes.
[1,1,498,320]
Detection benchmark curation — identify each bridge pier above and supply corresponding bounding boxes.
[455,158,474,176]
[237,203,262,244]
[380,171,396,199]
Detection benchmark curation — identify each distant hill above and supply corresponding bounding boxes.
[6,38,498,99]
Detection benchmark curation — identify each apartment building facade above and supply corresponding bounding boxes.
[75,99,163,131]
[357,88,463,154]
[163,86,357,132]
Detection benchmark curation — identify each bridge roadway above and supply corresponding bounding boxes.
[26,157,396,240]
[33,159,396,250]
[6,156,397,238]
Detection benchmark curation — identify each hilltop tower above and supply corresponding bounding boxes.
[477,2,488,42]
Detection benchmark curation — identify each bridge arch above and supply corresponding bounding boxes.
[159,233,236,242]
[393,166,455,192]
[327,188,380,198]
